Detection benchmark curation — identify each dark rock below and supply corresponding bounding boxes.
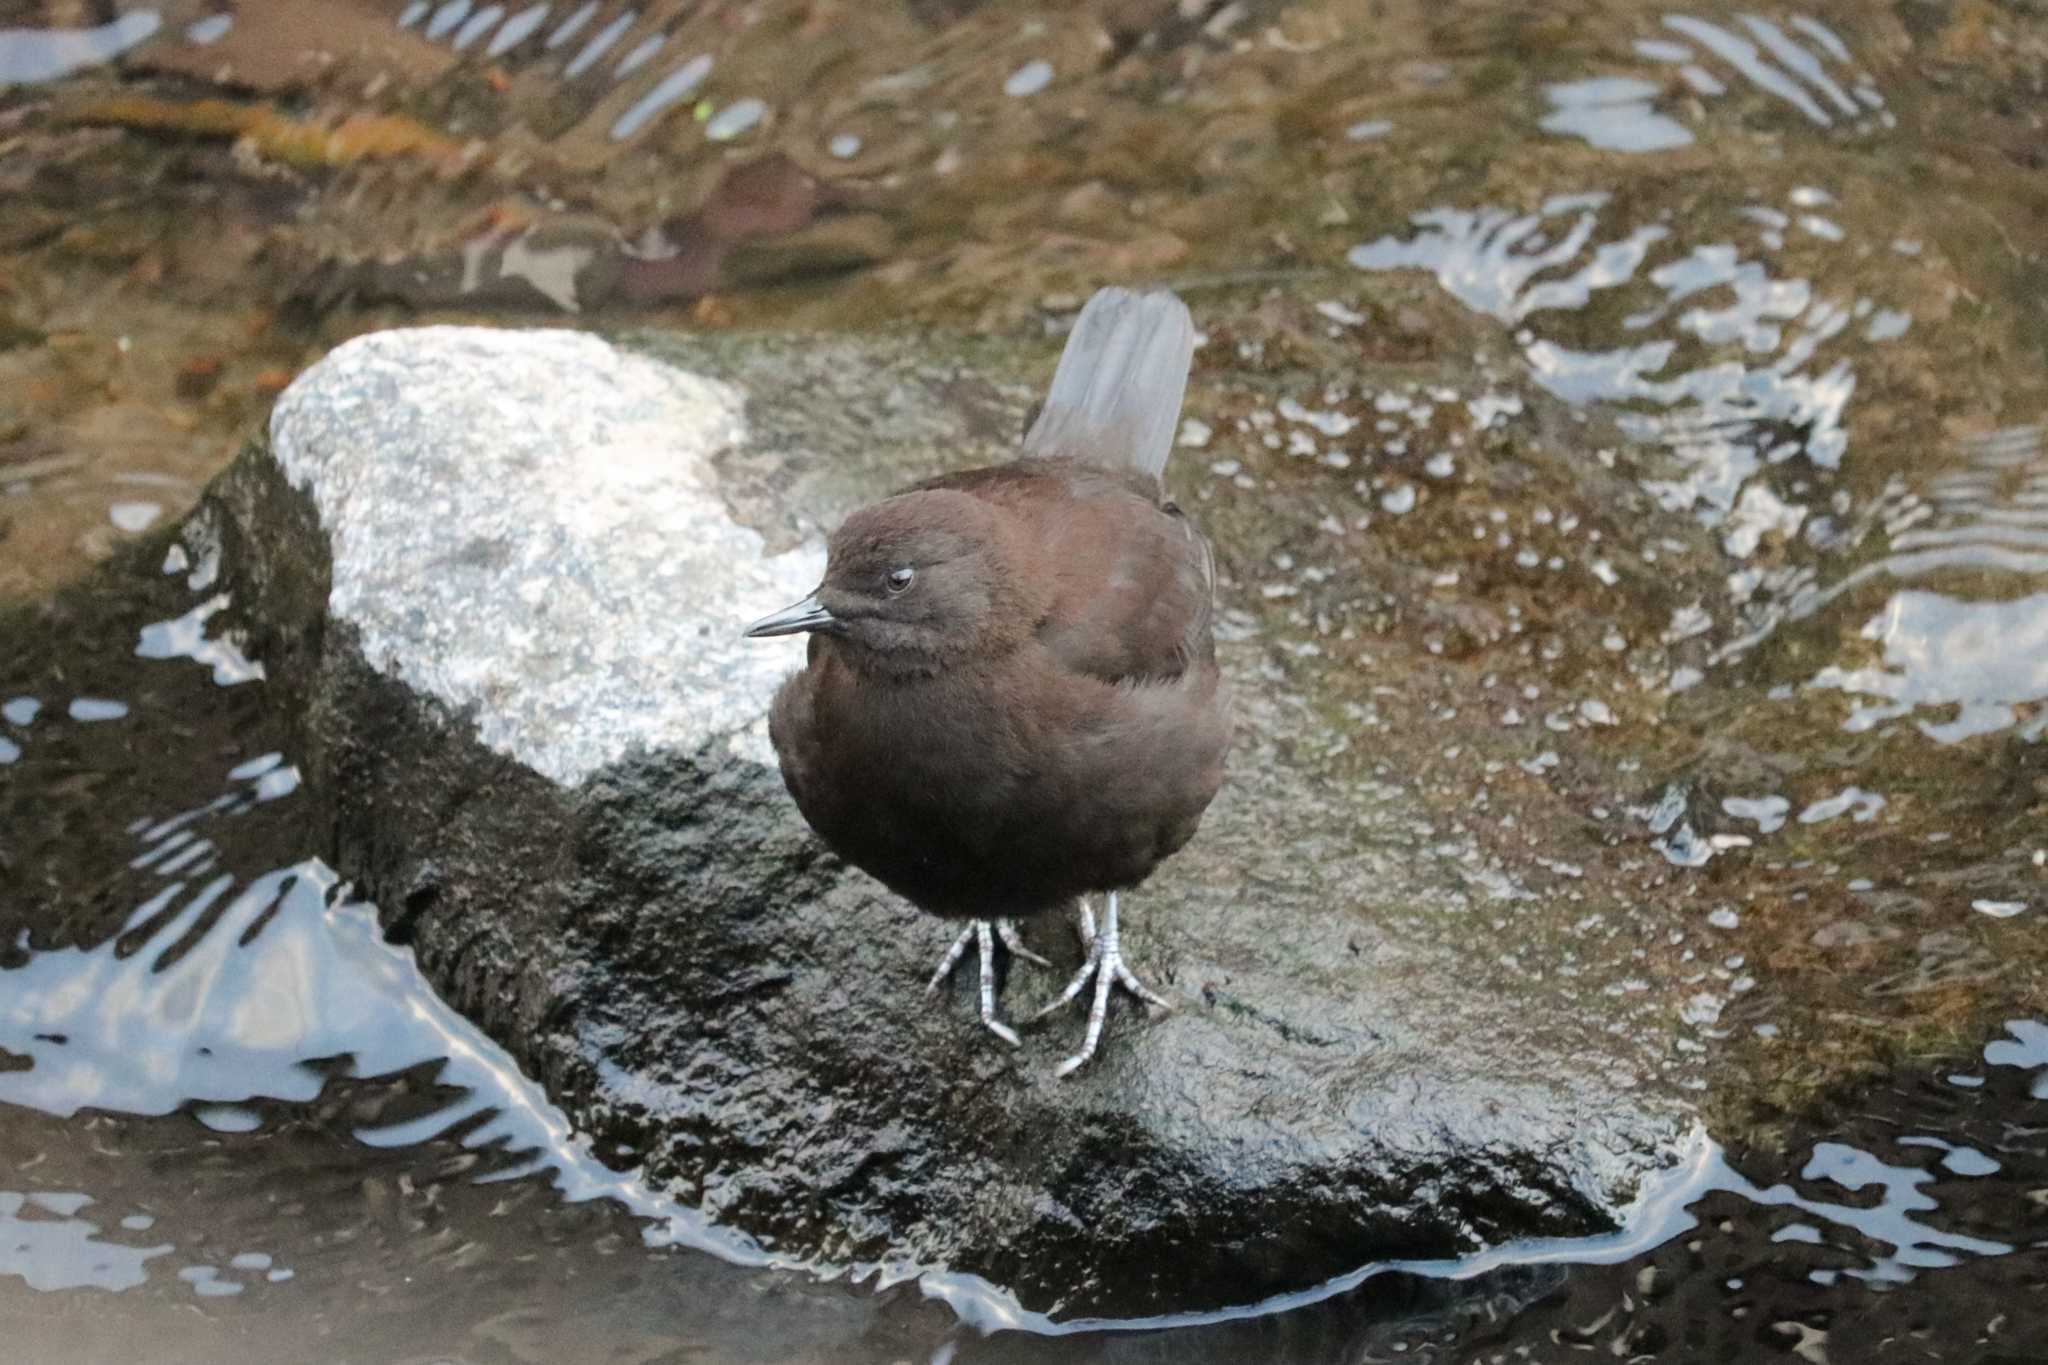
[192,323,1694,1319]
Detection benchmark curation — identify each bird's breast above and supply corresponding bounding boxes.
[771,644,1228,916]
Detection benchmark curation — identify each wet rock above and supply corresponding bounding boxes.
[197,323,1693,1318]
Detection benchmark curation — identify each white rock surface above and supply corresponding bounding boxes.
[269,327,822,786]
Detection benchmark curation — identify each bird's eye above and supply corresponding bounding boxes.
[885,566,915,594]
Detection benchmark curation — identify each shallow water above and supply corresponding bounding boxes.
[5,0,2048,1357]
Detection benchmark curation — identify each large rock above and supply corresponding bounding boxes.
[197,323,1696,1318]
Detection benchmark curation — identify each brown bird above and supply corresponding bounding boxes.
[744,287,1229,1074]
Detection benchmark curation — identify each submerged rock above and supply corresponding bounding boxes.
[197,323,1694,1318]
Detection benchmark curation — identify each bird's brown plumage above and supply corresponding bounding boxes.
[766,456,1228,920]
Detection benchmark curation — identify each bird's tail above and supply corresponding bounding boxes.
[1021,286,1194,480]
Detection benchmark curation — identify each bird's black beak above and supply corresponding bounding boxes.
[744,593,839,638]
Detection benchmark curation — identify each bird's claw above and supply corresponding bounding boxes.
[1035,893,1171,1076]
[996,918,1051,967]
[926,917,1040,1046]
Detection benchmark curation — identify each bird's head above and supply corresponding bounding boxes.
[744,490,1040,675]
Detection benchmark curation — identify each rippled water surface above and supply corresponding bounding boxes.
[4,0,2048,1359]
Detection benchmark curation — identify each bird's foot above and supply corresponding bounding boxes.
[1033,892,1171,1077]
[925,917,1048,1047]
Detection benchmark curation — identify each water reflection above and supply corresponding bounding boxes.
[1540,78,1693,153]
[611,54,714,141]
[705,97,768,143]
[424,0,476,44]
[452,5,509,53]
[1771,1141,2012,1284]
[1808,590,2048,742]
[0,831,784,1264]
[1660,14,1871,130]
[546,0,600,50]
[1337,147,2048,752]
[0,1191,171,1292]
[1350,188,1881,541]
[1726,423,2048,736]
[1827,425,2048,590]
[613,31,666,78]
[1343,14,2042,751]
[1536,11,1893,151]
[563,9,636,79]
[184,14,233,47]
[136,594,267,686]
[487,3,553,58]
[0,12,162,85]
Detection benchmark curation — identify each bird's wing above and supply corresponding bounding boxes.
[1028,476,1216,685]
[908,460,1215,684]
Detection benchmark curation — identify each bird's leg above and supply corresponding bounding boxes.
[1033,891,1172,1077]
[925,917,1045,1047]
[1075,897,1098,950]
